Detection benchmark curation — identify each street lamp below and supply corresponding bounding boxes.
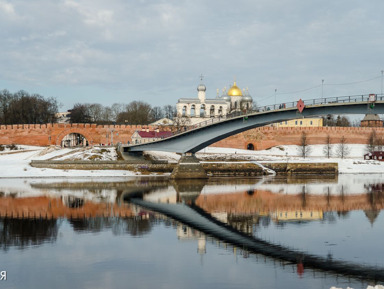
[381,70,383,96]
[321,79,324,99]
[275,88,277,106]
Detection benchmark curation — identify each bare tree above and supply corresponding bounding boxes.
[367,130,377,153]
[341,116,351,127]
[173,114,191,132]
[101,106,114,124]
[377,135,384,151]
[111,103,124,123]
[116,101,153,124]
[69,103,90,123]
[336,136,350,159]
[163,105,176,119]
[298,131,311,158]
[323,134,333,158]
[0,90,58,124]
[252,101,259,111]
[351,119,361,127]
[88,103,103,123]
[151,106,164,121]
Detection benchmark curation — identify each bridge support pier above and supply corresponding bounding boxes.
[170,153,208,179]
[171,179,206,203]
[120,149,150,163]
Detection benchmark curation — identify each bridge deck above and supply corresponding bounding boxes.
[122,94,384,154]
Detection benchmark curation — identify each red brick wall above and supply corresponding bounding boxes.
[0,123,161,146]
[0,124,381,149]
[212,126,383,150]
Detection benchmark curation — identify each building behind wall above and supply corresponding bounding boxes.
[56,111,71,124]
[131,129,173,144]
[273,117,323,128]
[361,114,383,127]
[176,79,253,125]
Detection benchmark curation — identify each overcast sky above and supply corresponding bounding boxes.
[1,0,384,111]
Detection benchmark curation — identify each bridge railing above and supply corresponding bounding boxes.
[128,93,383,146]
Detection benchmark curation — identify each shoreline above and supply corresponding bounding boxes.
[29,160,339,177]
[1,144,384,178]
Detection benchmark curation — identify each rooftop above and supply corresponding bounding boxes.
[137,131,173,138]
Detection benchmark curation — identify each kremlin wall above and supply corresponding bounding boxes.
[0,122,383,150]
[213,126,383,150]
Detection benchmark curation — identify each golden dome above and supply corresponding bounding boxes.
[227,81,243,96]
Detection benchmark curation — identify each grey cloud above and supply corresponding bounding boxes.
[0,0,383,108]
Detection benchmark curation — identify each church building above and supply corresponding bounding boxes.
[176,78,253,124]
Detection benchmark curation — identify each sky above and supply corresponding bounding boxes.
[1,0,384,111]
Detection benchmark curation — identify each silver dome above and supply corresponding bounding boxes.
[221,95,231,102]
[242,95,252,102]
[197,83,206,92]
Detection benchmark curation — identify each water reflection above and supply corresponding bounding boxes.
[68,217,156,236]
[1,175,384,286]
[0,218,58,251]
[1,175,384,234]
[126,191,384,282]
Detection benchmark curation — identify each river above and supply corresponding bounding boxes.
[0,174,383,289]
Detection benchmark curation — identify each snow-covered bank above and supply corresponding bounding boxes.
[148,144,384,174]
[0,146,139,178]
[0,144,383,178]
[196,144,384,174]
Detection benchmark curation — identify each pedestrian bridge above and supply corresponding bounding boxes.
[122,94,384,154]
[127,194,384,282]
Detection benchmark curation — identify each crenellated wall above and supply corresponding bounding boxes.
[212,126,384,150]
[0,123,381,148]
[0,123,162,146]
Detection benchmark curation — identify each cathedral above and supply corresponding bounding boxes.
[176,79,253,124]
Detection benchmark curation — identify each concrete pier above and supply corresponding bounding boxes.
[170,154,208,179]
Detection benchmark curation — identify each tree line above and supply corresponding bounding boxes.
[299,132,350,159]
[69,101,177,125]
[0,90,58,125]
[0,88,364,127]
[299,129,384,159]
[322,115,352,127]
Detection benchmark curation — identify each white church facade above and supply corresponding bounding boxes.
[176,79,253,124]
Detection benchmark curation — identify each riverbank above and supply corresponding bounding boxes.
[30,160,339,176]
[0,144,383,178]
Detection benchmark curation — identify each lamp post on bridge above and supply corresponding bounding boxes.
[321,79,324,99]
[274,88,277,107]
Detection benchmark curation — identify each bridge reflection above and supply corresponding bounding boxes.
[124,180,384,282]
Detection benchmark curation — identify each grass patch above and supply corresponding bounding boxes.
[0,144,18,151]
[88,155,102,160]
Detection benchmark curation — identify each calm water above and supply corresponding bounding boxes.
[1,175,384,289]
